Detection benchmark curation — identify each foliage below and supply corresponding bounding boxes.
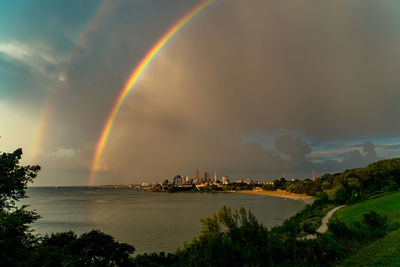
[169,205,353,267]
[328,191,400,265]
[175,206,272,266]
[0,148,135,266]
[334,190,400,227]
[278,158,400,206]
[31,230,135,266]
[133,252,178,267]
[272,193,335,236]
[0,148,41,208]
[0,148,41,266]
[338,227,400,266]
[362,211,387,234]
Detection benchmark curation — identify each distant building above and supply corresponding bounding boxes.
[222,176,229,185]
[245,178,252,184]
[173,175,183,185]
[214,172,218,183]
[204,172,210,183]
[263,181,273,185]
[313,170,316,181]
[195,169,199,181]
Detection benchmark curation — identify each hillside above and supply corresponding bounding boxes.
[334,190,400,227]
[339,228,400,266]
[332,190,400,266]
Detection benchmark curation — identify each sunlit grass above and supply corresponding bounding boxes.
[334,190,400,226]
[333,190,400,266]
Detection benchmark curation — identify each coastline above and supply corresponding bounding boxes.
[230,189,314,202]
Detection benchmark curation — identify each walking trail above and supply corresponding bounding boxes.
[303,205,345,240]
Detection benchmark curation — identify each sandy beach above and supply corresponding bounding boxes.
[232,189,314,201]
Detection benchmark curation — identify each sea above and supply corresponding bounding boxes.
[21,187,309,255]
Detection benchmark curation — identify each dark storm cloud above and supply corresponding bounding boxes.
[363,141,378,162]
[315,141,379,173]
[2,0,400,185]
[275,135,311,161]
[95,0,400,183]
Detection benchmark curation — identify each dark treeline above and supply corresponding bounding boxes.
[272,158,400,236]
[284,157,400,202]
[1,147,400,266]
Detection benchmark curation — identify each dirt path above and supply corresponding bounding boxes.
[303,205,345,240]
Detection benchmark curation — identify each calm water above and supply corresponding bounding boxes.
[22,187,308,254]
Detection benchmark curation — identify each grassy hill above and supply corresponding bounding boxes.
[334,190,400,226]
[339,228,400,266]
[332,190,400,266]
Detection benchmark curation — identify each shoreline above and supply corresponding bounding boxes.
[230,190,315,201]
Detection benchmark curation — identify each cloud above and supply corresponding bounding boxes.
[89,0,400,182]
[46,148,76,159]
[3,0,400,185]
[0,41,67,81]
[315,141,379,172]
[275,135,311,160]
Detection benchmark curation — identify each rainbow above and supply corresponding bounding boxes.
[29,100,53,164]
[68,0,115,64]
[89,0,215,185]
[28,1,113,165]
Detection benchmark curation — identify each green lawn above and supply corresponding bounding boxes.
[333,190,400,227]
[333,190,400,266]
[339,228,400,266]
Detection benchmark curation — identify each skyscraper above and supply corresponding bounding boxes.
[195,168,199,182]
[173,175,182,185]
[214,171,218,183]
[204,171,210,183]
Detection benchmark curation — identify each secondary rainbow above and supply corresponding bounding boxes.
[89,0,215,185]
[29,1,113,165]
[29,100,53,165]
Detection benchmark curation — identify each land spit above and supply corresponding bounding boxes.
[231,189,315,201]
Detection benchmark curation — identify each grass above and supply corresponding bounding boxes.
[332,190,400,266]
[338,227,400,266]
[333,190,400,227]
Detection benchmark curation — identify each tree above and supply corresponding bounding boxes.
[0,148,41,266]
[177,206,271,266]
[70,230,135,266]
[1,148,135,266]
[32,230,135,266]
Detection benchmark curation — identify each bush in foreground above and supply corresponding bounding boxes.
[0,148,135,266]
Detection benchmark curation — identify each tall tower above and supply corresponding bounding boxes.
[195,169,199,182]
[313,170,316,182]
[214,171,218,183]
[204,172,210,183]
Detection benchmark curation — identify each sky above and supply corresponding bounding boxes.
[1,0,400,186]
